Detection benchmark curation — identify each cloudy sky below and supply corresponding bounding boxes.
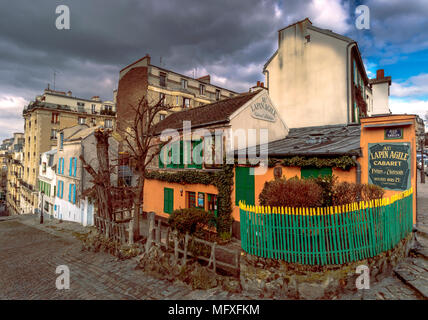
[0,0,427,141]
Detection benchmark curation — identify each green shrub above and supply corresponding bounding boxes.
[259,177,323,208]
[168,207,216,235]
[312,175,338,207]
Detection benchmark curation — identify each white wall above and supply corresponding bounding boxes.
[371,82,390,115]
[266,22,351,128]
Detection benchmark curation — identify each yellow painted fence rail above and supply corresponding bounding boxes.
[239,189,413,265]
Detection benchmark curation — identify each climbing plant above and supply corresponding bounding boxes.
[268,156,356,170]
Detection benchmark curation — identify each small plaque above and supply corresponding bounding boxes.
[385,128,403,140]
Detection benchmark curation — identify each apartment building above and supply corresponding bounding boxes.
[21,87,117,214]
[263,18,391,128]
[116,54,238,134]
[3,133,24,215]
[38,149,57,217]
[53,125,119,226]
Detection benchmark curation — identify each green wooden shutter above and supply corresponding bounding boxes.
[164,188,174,214]
[301,167,332,179]
[235,166,255,206]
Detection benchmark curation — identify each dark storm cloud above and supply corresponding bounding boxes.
[0,0,354,141]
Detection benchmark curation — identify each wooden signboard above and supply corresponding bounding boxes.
[368,142,411,191]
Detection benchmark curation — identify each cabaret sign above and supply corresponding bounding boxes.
[250,97,276,122]
[368,143,411,191]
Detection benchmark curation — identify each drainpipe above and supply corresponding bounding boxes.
[353,155,362,200]
[346,42,356,124]
[263,69,269,90]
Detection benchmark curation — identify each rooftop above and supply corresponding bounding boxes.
[154,91,259,134]
[240,124,361,157]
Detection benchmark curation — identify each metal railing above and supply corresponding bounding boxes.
[239,188,413,265]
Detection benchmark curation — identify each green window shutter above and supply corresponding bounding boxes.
[301,167,332,179]
[164,188,173,214]
[235,166,255,206]
[159,146,165,168]
[179,140,184,168]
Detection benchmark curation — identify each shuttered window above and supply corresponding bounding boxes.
[235,167,255,206]
[163,188,174,214]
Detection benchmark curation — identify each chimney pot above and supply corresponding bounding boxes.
[261,82,264,87]
[376,69,384,80]
[257,81,261,87]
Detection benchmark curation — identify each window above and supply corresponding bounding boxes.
[160,72,167,87]
[77,102,85,107]
[163,188,174,214]
[51,112,59,124]
[199,84,205,96]
[183,98,190,108]
[159,92,165,106]
[215,89,220,101]
[42,162,46,174]
[91,104,96,114]
[78,117,86,125]
[181,79,188,89]
[57,180,64,199]
[91,118,96,126]
[207,194,218,217]
[104,119,112,128]
[160,114,166,121]
[197,192,205,208]
[51,129,57,140]
[60,133,64,149]
[68,183,76,204]
[187,191,196,208]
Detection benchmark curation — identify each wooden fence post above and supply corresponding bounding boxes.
[156,218,161,244]
[173,231,179,265]
[128,219,134,245]
[165,227,170,249]
[182,232,189,266]
[146,211,155,252]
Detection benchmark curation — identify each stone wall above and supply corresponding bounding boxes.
[240,233,414,299]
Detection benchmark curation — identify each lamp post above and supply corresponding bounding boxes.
[40,191,44,224]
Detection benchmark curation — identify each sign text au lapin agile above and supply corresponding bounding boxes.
[368,143,411,191]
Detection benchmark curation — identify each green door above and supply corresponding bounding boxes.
[235,166,255,206]
[163,188,174,214]
[301,167,332,179]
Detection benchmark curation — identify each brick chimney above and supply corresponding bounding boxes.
[376,69,385,80]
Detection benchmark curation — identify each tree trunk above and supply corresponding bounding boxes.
[132,173,145,241]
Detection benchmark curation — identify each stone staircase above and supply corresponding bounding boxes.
[394,225,428,299]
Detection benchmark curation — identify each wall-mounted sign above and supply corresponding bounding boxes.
[385,128,403,140]
[368,142,411,191]
[250,97,276,122]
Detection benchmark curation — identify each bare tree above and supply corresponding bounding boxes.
[79,129,114,221]
[118,96,173,241]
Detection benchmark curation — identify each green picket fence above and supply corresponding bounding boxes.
[239,188,413,265]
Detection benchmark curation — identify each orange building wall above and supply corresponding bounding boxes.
[143,178,218,219]
[360,115,417,223]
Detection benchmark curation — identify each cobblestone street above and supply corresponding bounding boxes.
[0,216,248,300]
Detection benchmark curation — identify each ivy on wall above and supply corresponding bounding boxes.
[268,156,357,170]
[145,164,234,234]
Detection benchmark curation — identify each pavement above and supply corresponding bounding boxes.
[0,215,249,300]
[1,174,427,300]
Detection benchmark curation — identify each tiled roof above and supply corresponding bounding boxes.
[240,124,362,157]
[153,91,259,134]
